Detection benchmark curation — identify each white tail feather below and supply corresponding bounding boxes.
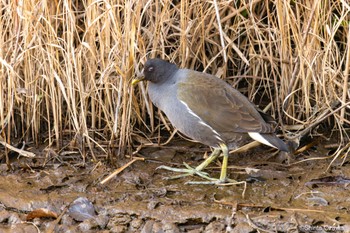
[248,132,277,149]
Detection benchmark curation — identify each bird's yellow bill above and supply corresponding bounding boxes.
[131,77,145,85]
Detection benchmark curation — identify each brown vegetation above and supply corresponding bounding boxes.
[1,0,349,160]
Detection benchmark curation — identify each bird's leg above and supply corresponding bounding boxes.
[157,148,221,180]
[186,144,246,186]
[218,143,229,182]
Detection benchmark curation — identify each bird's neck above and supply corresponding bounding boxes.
[157,66,178,84]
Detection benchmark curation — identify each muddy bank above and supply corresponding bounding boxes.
[0,139,349,232]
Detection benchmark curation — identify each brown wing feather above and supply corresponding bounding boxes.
[177,71,274,134]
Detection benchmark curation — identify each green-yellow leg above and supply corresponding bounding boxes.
[157,148,221,180]
[219,143,229,181]
[186,143,242,185]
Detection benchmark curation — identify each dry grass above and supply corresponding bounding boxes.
[0,0,349,161]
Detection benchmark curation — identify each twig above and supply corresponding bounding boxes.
[100,157,144,184]
[215,201,329,214]
[213,0,227,62]
[0,138,35,158]
[340,23,350,123]
[45,205,69,233]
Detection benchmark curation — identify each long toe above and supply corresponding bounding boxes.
[156,164,210,180]
[185,178,245,186]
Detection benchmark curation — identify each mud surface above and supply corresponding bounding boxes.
[0,138,350,232]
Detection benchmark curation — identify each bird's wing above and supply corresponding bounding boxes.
[176,71,274,134]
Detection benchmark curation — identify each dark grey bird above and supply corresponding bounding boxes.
[132,58,289,184]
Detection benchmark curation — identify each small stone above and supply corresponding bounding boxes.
[68,197,96,222]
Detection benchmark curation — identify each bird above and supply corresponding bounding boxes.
[132,58,289,184]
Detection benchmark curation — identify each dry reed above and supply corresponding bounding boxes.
[0,0,349,161]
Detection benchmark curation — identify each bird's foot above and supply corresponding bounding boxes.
[157,164,245,186]
[156,163,211,180]
[185,178,246,186]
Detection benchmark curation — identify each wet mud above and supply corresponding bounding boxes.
[0,138,349,232]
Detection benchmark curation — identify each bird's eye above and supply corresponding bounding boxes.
[148,66,154,72]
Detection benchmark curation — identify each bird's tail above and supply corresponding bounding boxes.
[248,132,290,152]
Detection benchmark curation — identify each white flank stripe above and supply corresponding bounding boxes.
[180,100,223,141]
[248,132,277,149]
